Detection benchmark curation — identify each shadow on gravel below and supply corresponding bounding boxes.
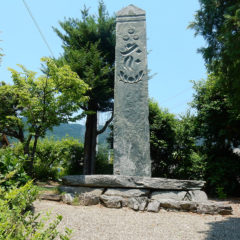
[203,217,240,240]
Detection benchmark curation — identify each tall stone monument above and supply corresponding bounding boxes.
[61,5,230,215]
[113,5,151,177]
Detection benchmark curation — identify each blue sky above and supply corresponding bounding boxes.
[0,0,206,117]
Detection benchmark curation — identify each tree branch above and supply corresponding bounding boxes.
[97,112,113,135]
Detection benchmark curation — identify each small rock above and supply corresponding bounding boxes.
[62,193,75,204]
[197,202,218,214]
[79,193,99,206]
[158,199,180,210]
[186,190,208,202]
[179,201,197,211]
[151,191,187,201]
[216,204,232,215]
[100,195,123,208]
[128,197,148,211]
[40,194,61,201]
[197,202,232,215]
[121,198,128,207]
[147,200,161,213]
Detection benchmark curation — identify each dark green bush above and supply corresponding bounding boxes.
[95,147,113,174]
[0,147,29,189]
[0,147,72,239]
[0,180,71,239]
[12,137,84,180]
[204,147,240,197]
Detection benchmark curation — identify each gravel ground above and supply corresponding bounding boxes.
[34,200,240,240]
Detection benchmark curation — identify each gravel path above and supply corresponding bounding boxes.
[34,200,240,240]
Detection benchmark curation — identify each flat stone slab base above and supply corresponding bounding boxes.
[40,185,232,215]
[38,175,232,215]
[62,175,205,190]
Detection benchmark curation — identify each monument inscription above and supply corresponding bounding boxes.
[114,5,151,176]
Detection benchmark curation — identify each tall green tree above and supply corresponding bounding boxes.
[149,99,204,179]
[0,58,88,176]
[149,99,177,177]
[191,75,240,195]
[173,112,206,180]
[53,1,115,174]
[189,0,240,117]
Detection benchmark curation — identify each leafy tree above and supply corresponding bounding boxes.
[191,75,240,195]
[189,0,240,117]
[189,0,240,196]
[173,112,206,180]
[0,58,88,176]
[149,100,203,179]
[149,99,177,177]
[53,1,115,174]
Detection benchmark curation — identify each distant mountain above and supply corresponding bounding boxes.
[46,123,85,141]
[7,121,110,145]
[46,123,110,145]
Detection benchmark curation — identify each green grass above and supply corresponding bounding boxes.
[36,185,59,194]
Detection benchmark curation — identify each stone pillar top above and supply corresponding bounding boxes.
[116,5,145,17]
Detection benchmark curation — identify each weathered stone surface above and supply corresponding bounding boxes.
[197,202,232,215]
[151,191,187,201]
[147,200,161,213]
[117,4,145,17]
[100,195,123,208]
[79,193,100,206]
[39,194,61,201]
[186,190,208,202]
[105,188,149,198]
[179,201,197,211]
[128,197,148,211]
[197,202,218,214]
[158,199,181,210]
[216,204,232,215]
[62,193,74,204]
[62,175,205,190]
[114,5,151,177]
[59,186,104,196]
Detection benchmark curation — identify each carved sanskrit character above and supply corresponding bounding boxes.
[119,28,144,83]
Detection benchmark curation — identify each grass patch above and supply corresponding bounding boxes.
[36,185,60,194]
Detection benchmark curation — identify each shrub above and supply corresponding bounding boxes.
[204,147,240,197]
[12,137,84,180]
[95,146,113,174]
[0,147,29,189]
[0,180,71,240]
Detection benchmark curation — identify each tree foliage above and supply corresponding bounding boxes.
[189,0,240,117]
[0,180,71,240]
[188,0,240,196]
[149,99,177,177]
[191,75,240,195]
[149,99,204,180]
[0,58,88,176]
[174,112,206,180]
[53,1,115,174]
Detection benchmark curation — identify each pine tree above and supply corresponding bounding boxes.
[53,1,115,174]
